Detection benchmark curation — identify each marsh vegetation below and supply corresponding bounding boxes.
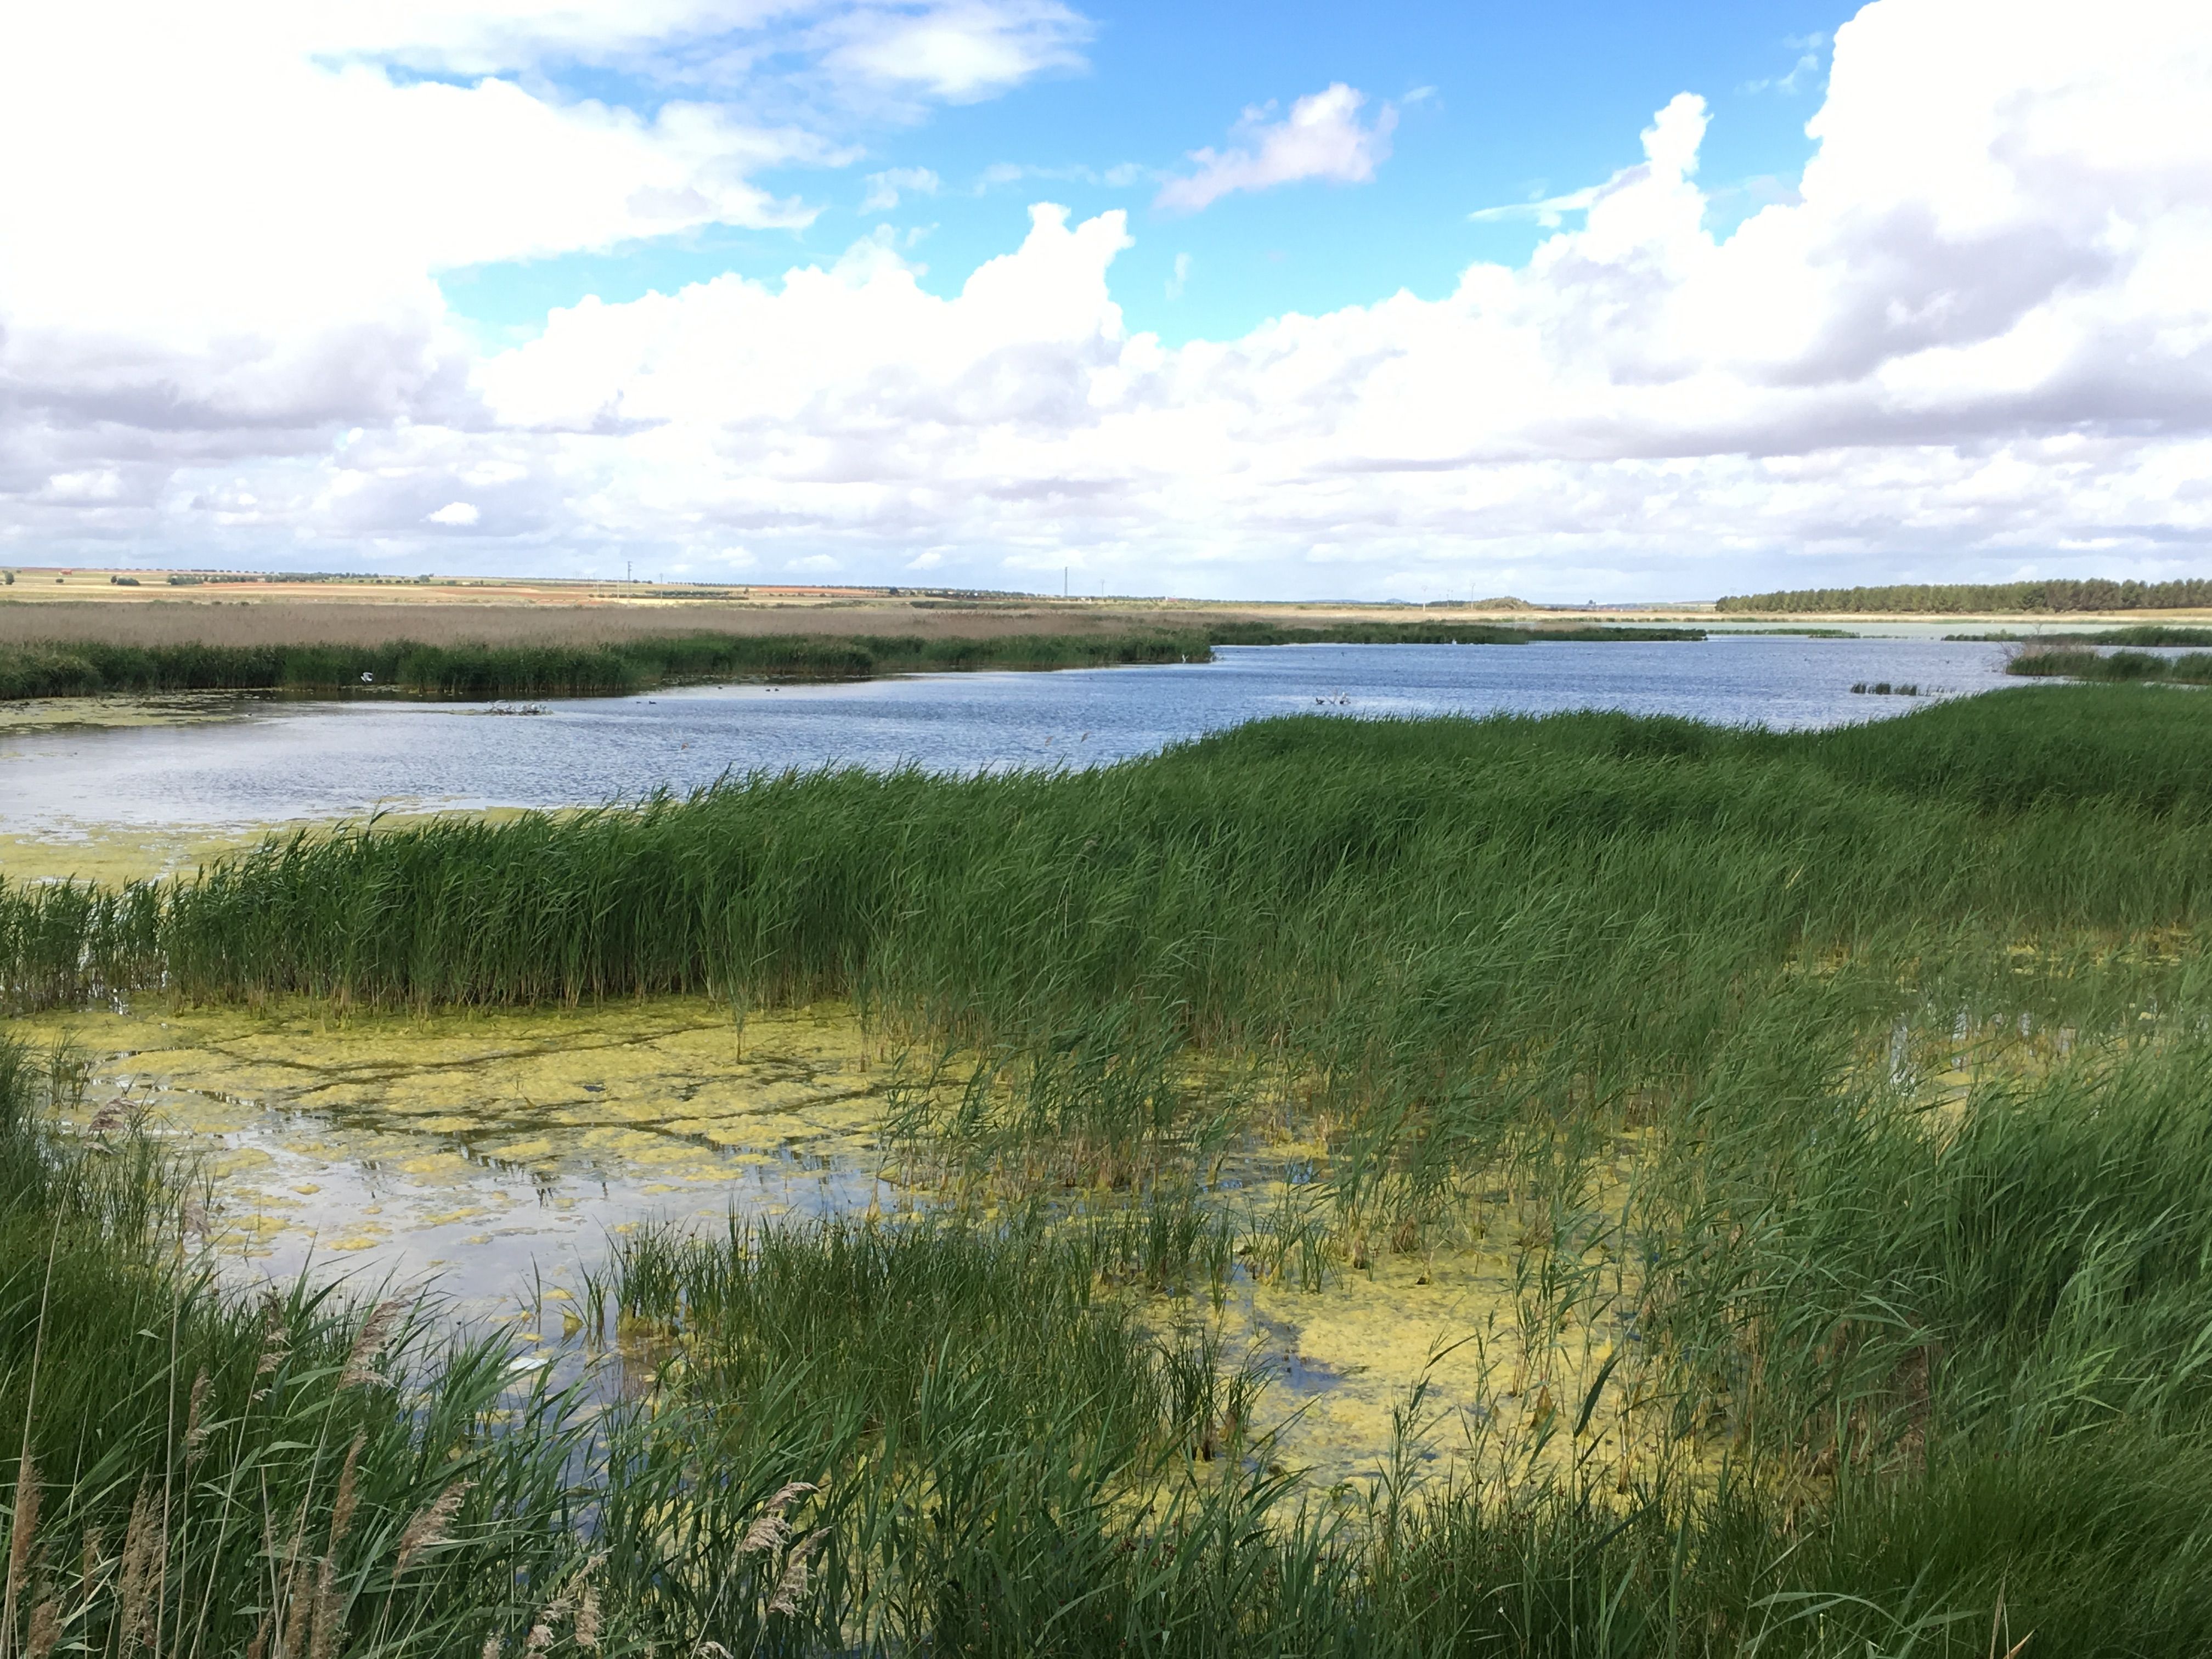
[1,684,2209,1653]
[0,621,1703,702]
[2006,644,2212,685]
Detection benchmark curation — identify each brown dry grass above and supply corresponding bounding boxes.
[0,597,1170,648]
[0,591,1561,650]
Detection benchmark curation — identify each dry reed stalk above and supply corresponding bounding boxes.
[74,1529,98,1613]
[392,1481,472,1578]
[340,1302,406,1390]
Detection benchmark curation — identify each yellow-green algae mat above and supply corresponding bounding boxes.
[12,998,890,1303]
[11,996,1650,1491]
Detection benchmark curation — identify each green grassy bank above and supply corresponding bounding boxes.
[4,685,2212,1652]
[1951,625,2212,646]
[0,620,1702,703]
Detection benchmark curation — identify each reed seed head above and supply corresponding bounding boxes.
[309,1554,342,1659]
[8,1449,40,1605]
[393,1480,472,1578]
[341,1300,406,1390]
[280,1551,311,1659]
[328,1432,366,1551]
[766,1528,827,1618]
[117,1485,155,1653]
[183,1370,212,1452]
[738,1480,816,1555]
[574,1584,601,1651]
[25,1596,58,1659]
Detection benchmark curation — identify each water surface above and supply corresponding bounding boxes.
[0,636,2012,838]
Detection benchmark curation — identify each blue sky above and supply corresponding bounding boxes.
[442,1,1847,349]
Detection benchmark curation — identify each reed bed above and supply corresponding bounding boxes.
[0,620,1700,703]
[2006,645,2212,684]
[0,630,1212,701]
[4,684,2212,1650]
[0,1037,590,1658]
[1949,625,2212,646]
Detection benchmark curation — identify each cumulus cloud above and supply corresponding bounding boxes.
[427,501,482,526]
[1155,83,1397,214]
[5,0,2212,598]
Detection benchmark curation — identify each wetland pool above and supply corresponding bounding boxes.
[11,995,1644,1487]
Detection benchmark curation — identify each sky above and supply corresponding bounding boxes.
[1,0,2208,602]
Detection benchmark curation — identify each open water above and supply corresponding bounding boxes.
[0,635,2016,836]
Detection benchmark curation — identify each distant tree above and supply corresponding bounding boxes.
[1714,579,2212,614]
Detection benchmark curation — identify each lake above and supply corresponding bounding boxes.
[0,635,2015,839]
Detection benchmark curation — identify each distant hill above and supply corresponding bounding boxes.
[1716,579,2212,614]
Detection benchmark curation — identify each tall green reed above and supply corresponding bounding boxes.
[0,1036,589,1658]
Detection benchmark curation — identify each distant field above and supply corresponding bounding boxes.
[0,594,1243,648]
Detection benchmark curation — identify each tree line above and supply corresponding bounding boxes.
[1716,579,2212,613]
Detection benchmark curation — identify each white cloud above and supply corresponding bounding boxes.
[862,166,943,212]
[427,501,482,525]
[5,0,2212,600]
[817,1,1090,103]
[1155,83,1397,215]
[1165,252,1190,301]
